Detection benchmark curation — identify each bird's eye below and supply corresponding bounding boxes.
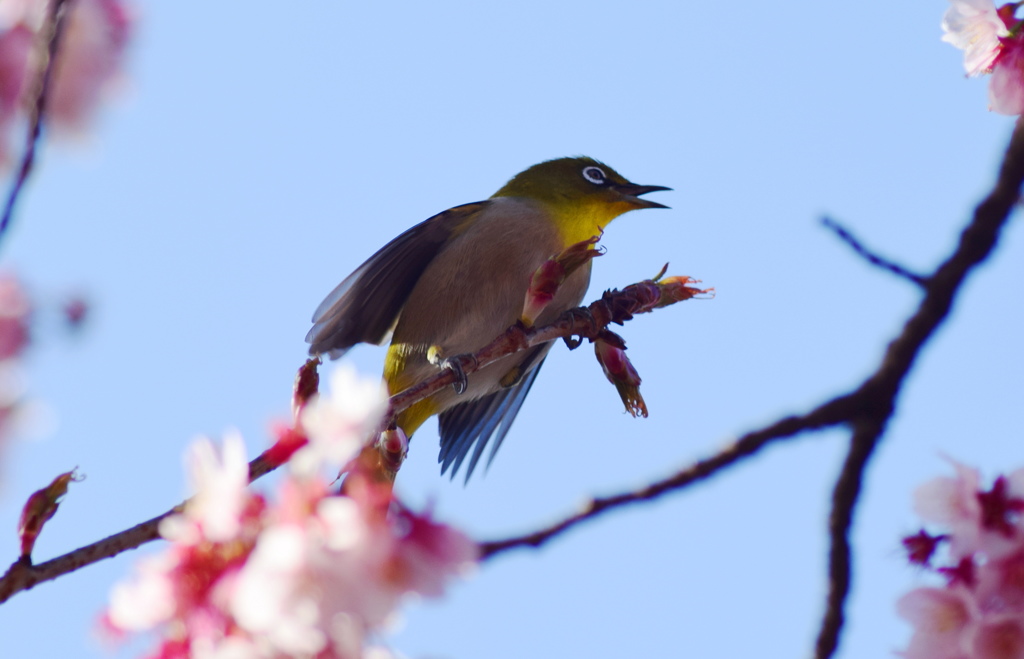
[582,166,606,185]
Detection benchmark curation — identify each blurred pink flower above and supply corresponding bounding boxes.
[914,459,985,557]
[990,38,1024,114]
[107,552,179,631]
[49,0,131,133]
[231,482,475,658]
[900,460,1024,658]
[911,459,1024,561]
[109,424,476,659]
[0,24,32,165]
[294,364,388,477]
[62,295,88,330]
[897,587,975,659]
[973,618,1024,659]
[182,432,251,544]
[0,272,31,361]
[0,0,131,166]
[384,504,478,598]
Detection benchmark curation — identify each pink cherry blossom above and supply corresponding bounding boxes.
[294,364,388,477]
[108,420,476,659]
[914,459,985,558]
[108,552,179,631]
[230,485,475,658]
[48,0,131,133]
[900,460,1024,658]
[0,24,32,165]
[898,586,975,659]
[972,617,1024,659]
[0,272,31,361]
[384,504,478,598]
[0,0,131,166]
[942,0,1011,76]
[990,38,1024,114]
[183,432,251,543]
[939,0,1024,115]
[911,458,1024,561]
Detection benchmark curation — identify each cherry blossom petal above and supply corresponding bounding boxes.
[295,364,387,476]
[108,552,179,631]
[975,549,1024,614]
[898,587,976,659]
[971,617,1024,659]
[990,39,1024,115]
[386,507,478,598]
[185,432,250,543]
[915,460,986,556]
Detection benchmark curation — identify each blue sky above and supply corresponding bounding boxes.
[2,1,1022,657]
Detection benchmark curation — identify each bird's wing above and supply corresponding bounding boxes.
[306,202,486,357]
[438,345,549,483]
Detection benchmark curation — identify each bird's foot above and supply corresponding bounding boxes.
[562,307,596,349]
[441,355,478,394]
[428,345,477,394]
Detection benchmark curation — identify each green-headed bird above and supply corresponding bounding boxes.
[306,157,669,482]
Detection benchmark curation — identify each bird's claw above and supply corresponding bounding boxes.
[441,354,476,394]
[562,307,595,350]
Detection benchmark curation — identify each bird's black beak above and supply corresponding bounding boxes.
[613,183,672,209]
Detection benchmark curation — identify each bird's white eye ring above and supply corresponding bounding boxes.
[582,166,606,185]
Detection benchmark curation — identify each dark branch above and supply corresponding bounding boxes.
[480,394,855,560]
[813,417,886,659]
[0,0,71,247]
[0,274,706,603]
[821,216,928,286]
[0,509,167,603]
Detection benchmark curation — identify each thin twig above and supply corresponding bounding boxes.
[821,216,928,286]
[0,0,71,246]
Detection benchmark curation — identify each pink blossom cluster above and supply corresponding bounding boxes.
[0,273,31,469]
[942,0,1024,114]
[898,460,1024,659]
[0,0,130,166]
[105,367,479,659]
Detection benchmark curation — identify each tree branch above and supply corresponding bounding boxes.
[0,274,708,603]
[479,393,855,559]
[813,417,886,659]
[821,216,928,286]
[0,0,71,246]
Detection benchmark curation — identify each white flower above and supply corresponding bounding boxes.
[942,0,1010,75]
[230,493,383,658]
[184,431,251,543]
[294,364,388,477]
[107,552,178,631]
[232,524,330,656]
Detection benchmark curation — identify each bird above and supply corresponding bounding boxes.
[306,156,669,482]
